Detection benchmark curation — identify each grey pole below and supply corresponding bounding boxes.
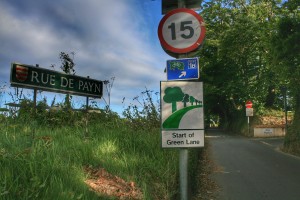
[178,0,186,8]
[179,148,188,200]
[177,1,189,199]
[34,64,39,108]
[248,116,250,136]
[85,76,90,138]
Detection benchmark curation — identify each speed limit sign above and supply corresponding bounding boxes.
[158,8,206,54]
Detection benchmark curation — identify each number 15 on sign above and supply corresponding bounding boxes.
[158,8,206,54]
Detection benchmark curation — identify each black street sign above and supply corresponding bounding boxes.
[10,63,103,98]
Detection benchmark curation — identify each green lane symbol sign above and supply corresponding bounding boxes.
[160,81,204,129]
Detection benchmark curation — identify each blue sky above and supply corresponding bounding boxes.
[0,0,172,114]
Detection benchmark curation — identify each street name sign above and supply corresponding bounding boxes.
[166,57,199,80]
[158,8,206,54]
[10,63,103,98]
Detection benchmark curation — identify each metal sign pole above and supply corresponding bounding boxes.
[85,76,90,138]
[160,1,206,199]
[178,0,185,8]
[177,26,188,199]
[179,148,188,200]
[33,64,39,108]
[31,64,39,139]
[179,54,189,200]
[248,116,250,136]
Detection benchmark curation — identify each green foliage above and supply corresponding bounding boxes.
[182,94,189,107]
[16,98,81,127]
[59,51,76,109]
[271,3,300,94]
[270,0,300,151]
[284,125,300,156]
[59,52,75,75]
[0,108,179,199]
[122,88,160,130]
[163,87,184,113]
[189,96,195,105]
[198,0,289,128]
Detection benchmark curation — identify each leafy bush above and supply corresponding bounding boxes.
[0,110,180,200]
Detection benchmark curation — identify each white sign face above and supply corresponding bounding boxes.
[158,8,206,54]
[263,128,274,135]
[246,108,254,116]
[160,81,204,129]
[162,12,201,49]
[162,130,204,148]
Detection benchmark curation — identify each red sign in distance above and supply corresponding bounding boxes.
[246,100,253,108]
[158,8,206,54]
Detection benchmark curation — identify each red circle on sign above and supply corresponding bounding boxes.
[246,100,253,108]
[158,8,206,54]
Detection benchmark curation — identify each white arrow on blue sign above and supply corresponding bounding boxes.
[166,57,199,81]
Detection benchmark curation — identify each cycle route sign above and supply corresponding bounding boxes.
[166,57,199,80]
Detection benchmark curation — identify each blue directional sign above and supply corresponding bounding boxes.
[166,57,199,81]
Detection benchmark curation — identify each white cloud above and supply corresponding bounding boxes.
[0,0,169,114]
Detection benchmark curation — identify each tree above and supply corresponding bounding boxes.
[163,87,184,113]
[271,0,300,151]
[196,100,203,106]
[182,94,190,107]
[189,96,195,106]
[198,0,283,127]
[60,52,75,75]
[59,52,75,109]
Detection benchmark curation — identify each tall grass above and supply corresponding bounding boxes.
[0,88,203,199]
[0,105,180,199]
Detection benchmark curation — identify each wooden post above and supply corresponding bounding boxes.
[283,87,288,134]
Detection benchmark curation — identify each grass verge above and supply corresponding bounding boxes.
[0,119,179,199]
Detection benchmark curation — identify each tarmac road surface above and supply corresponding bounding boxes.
[207,129,300,200]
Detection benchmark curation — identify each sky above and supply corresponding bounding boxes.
[0,0,171,115]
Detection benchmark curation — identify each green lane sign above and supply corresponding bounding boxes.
[10,63,103,98]
[160,81,204,148]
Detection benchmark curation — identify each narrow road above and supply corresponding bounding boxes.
[207,129,300,200]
